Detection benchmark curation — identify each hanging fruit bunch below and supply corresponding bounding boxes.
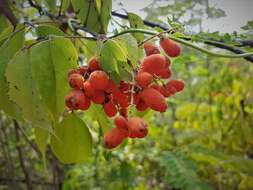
[65,37,185,149]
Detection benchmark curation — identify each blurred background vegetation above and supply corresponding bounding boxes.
[1,0,253,189]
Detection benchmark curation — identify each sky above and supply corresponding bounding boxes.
[112,0,253,33]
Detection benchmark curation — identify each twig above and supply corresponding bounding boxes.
[0,0,18,26]
[108,28,253,58]
[138,28,174,47]
[111,11,253,63]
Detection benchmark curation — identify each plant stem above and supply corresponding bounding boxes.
[108,29,253,59]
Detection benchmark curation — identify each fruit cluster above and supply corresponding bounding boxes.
[65,37,185,149]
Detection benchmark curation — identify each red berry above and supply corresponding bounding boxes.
[119,107,128,118]
[143,42,160,56]
[91,90,105,104]
[140,54,168,75]
[103,100,117,117]
[113,90,129,108]
[104,128,127,149]
[165,80,185,95]
[136,99,149,111]
[65,90,90,110]
[83,81,94,97]
[68,69,79,77]
[114,116,128,131]
[160,38,181,57]
[156,68,171,79]
[136,72,153,88]
[78,66,89,75]
[119,81,131,92]
[68,73,85,89]
[127,117,148,138]
[105,80,117,93]
[151,84,171,97]
[140,87,167,112]
[88,56,100,71]
[89,70,109,90]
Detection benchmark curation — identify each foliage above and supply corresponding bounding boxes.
[0,0,253,190]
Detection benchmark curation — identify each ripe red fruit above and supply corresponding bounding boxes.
[140,54,168,75]
[165,80,185,95]
[89,70,109,90]
[103,100,117,117]
[156,68,171,79]
[114,116,128,131]
[65,90,90,110]
[119,81,131,93]
[88,56,100,71]
[151,84,171,97]
[105,80,117,93]
[112,90,129,108]
[78,66,89,75]
[119,107,128,118]
[127,117,148,138]
[104,128,128,149]
[91,90,105,104]
[160,38,181,57]
[136,99,149,111]
[68,69,79,77]
[83,81,94,98]
[140,87,167,112]
[68,73,85,89]
[143,42,160,56]
[136,72,153,88]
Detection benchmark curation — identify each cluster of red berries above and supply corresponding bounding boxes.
[64,37,185,149]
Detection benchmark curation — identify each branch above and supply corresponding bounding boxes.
[0,0,18,26]
[111,11,253,63]
[109,29,253,59]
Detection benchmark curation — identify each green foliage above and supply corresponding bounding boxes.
[0,25,24,119]
[36,24,65,37]
[100,39,129,82]
[51,113,92,164]
[71,0,112,33]
[0,0,253,189]
[30,37,78,121]
[159,150,213,190]
[44,0,56,12]
[6,48,50,127]
[128,12,145,42]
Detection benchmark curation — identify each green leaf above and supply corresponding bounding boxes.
[36,25,65,37]
[61,0,70,13]
[128,12,145,42]
[0,26,13,46]
[115,34,141,69]
[0,15,11,36]
[100,0,112,33]
[30,37,78,121]
[87,104,111,133]
[5,48,51,127]
[159,150,213,190]
[100,39,128,82]
[51,113,92,164]
[34,127,49,156]
[0,26,24,119]
[188,145,253,177]
[71,0,101,33]
[44,0,56,12]
[71,0,111,33]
